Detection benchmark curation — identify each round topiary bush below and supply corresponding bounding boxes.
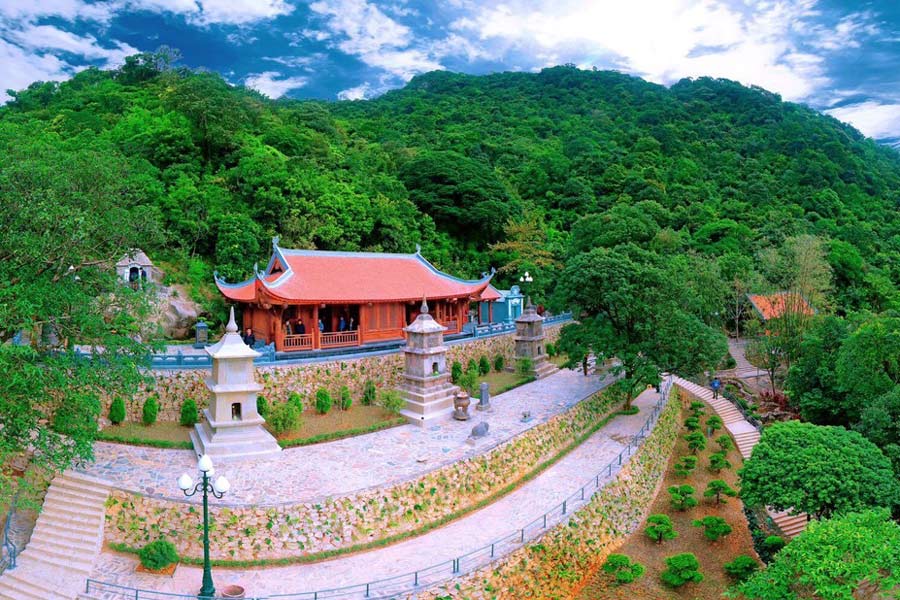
[315,388,333,414]
[142,396,159,426]
[257,395,269,419]
[478,355,491,376]
[724,555,759,581]
[602,553,645,584]
[661,553,703,587]
[340,386,352,411]
[493,354,505,372]
[268,402,301,435]
[179,398,198,427]
[451,361,463,384]
[362,379,377,405]
[287,391,304,413]
[108,397,126,425]
[138,539,179,570]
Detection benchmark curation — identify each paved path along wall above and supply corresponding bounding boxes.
[83,387,668,599]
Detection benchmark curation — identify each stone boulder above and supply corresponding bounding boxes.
[154,284,204,339]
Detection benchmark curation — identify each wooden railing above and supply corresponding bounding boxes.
[283,333,313,351]
[320,330,359,348]
[444,319,458,332]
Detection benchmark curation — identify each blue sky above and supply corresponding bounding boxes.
[1,0,899,145]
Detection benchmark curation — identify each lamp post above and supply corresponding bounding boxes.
[178,454,230,599]
[519,271,534,298]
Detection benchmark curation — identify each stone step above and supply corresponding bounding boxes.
[62,470,114,489]
[0,569,77,600]
[33,513,103,537]
[38,502,105,526]
[45,484,109,505]
[19,546,93,574]
[28,535,100,558]
[43,492,107,516]
[50,476,111,499]
[31,522,101,547]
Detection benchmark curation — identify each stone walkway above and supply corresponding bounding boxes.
[83,388,664,599]
[79,368,611,505]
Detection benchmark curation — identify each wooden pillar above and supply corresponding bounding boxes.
[477,301,483,325]
[359,304,366,345]
[488,301,493,324]
[273,307,285,351]
[312,304,320,349]
[457,301,464,333]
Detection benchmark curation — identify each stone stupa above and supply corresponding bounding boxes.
[514,298,558,379]
[398,298,460,426]
[189,307,282,460]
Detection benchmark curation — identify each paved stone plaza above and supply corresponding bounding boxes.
[85,388,663,598]
[80,368,610,505]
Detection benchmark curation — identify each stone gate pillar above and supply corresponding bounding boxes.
[190,307,282,460]
[398,299,460,427]
[514,299,558,379]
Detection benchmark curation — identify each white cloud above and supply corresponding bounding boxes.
[826,101,900,140]
[449,0,857,102]
[244,71,309,98]
[0,0,118,23]
[190,0,293,25]
[0,39,72,101]
[9,25,139,66]
[308,0,443,81]
[338,81,372,100]
[264,53,326,68]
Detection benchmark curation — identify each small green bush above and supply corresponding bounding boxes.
[458,369,478,396]
[379,389,405,414]
[493,354,505,372]
[138,539,179,570]
[763,535,786,552]
[315,389,333,414]
[451,361,463,384]
[668,485,698,511]
[545,342,556,357]
[684,416,701,431]
[340,386,352,411]
[142,396,159,426]
[362,379,377,405]
[108,397,126,425]
[692,516,733,541]
[466,358,478,375]
[268,402,301,435]
[685,431,707,453]
[724,555,759,581]
[674,456,698,477]
[257,395,269,419]
[690,401,706,416]
[478,355,491,376]
[704,479,738,505]
[706,415,724,434]
[602,553,645,584]
[288,391,304,413]
[716,434,734,452]
[179,398,198,427]
[708,452,732,472]
[517,357,534,376]
[660,553,703,587]
[645,514,678,544]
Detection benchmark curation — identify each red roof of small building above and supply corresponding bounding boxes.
[747,292,815,321]
[481,285,503,302]
[216,241,496,305]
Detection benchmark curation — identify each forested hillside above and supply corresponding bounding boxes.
[3,55,899,319]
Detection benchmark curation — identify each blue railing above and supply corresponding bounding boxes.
[0,496,19,575]
[83,375,671,600]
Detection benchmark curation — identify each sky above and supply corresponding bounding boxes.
[1,0,899,146]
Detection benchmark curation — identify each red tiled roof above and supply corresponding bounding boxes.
[481,285,503,301]
[747,292,815,321]
[216,244,495,305]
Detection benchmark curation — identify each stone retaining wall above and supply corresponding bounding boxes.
[104,368,620,562]
[110,325,563,423]
[417,386,681,600]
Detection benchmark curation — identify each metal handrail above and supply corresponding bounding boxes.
[84,376,672,600]
[0,494,19,574]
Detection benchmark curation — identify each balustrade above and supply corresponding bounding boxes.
[320,330,359,348]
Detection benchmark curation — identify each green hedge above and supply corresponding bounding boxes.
[278,418,406,448]
[95,433,193,449]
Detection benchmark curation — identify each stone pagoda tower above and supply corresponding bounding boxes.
[398,298,460,426]
[514,299,557,379]
[190,307,282,460]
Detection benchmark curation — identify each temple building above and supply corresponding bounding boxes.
[216,238,497,352]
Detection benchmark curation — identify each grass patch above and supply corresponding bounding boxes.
[474,369,534,395]
[577,404,758,599]
[98,422,193,449]
[109,396,636,568]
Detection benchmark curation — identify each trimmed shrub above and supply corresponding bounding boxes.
[602,553,645,585]
[362,379,377,405]
[379,389,405,414]
[668,485,698,511]
[645,514,678,543]
[493,354,505,372]
[257,395,269,419]
[690,401,706,416]
[685,431,707,453]
[478,355,491,376]
[661,553,703,587]
[108,397,126,425]
[288,391,304,413]
[684,416,701,431]
[340,386,352,411]
[724,555,759,581]
[704,479,738,505]
[693,516,733,541]
[546,342,556,357]
[451,361,463,384]
[763,535,786,552]
[138,539,179,570]
[142,396,159,426]
[315,389,333,415]
[458,369,478,396]
[674,456,698,477]
[706,415,724,434]
[268,402,301,435]
[517,357,534,376]
[716,434,734,452]
[708,452,732,472]
[179,398,198,427]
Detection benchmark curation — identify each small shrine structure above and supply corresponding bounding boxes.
[189,307,281,460]
[398,299,460,426]
[514,299,557,379]
[215,238,497,352]
[115,249,157,289]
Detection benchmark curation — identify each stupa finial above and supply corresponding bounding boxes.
[420,294,429,314]
[526,295,534,309]
[226,306,238,334]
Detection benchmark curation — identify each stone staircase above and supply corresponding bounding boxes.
[670,376,808,539]
[0,471,111,600]
[721,339,761,380]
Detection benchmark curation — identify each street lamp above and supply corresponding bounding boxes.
[178,454,231,599]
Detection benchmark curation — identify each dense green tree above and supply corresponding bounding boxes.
[692,515,733,541]
[785,315,850,424]
[735,510,900,600]
[645,514,678,544]
[740,421,900,519]
[835,315,900,415]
